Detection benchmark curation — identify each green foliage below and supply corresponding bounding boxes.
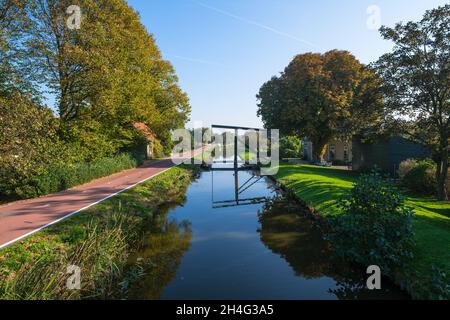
[427,265,450,300]
[190,128,211,150]
[1,0,191,201]
[275,163,450,299]
[398,159,418,180]
[0,93,143,200]
[239,151,256,162]
[0,92,63,200]
[401,160,436,196]
[0,0,37,98]
[10,0,190,153]
[374,4,450,200]
[28,154,138,199]
[325,171,415,275]
[0,166,195,299]
[280,135,302,159]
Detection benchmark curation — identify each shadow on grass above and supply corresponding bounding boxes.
[275,164,356,215]
[277,164,357,179]
[414,204,450,218]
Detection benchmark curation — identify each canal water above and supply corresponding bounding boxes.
[125,167,408,300]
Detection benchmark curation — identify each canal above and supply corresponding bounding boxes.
[124,165,408,300]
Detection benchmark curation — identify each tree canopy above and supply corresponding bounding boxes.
[0,0,191,199]
[374,4,449,200]
[0,0,37,97]
[257,50,384,161]
[1,0,190,160]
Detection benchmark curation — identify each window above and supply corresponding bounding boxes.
[329,144,336,160]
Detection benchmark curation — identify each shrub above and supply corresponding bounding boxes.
[401,160,436,195]
[0,93,61,200]
[426,265,450,300]
[2,153,139,200]
[398,159,418,180]
[325,171,415,275]
[33,154,138,196]
[280,136,302,159]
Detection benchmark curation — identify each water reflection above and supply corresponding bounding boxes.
[212,168,268,208]
[258,197,332,279]
[123,204,193,300]
[123,169,408,300]
[258,196,409,300]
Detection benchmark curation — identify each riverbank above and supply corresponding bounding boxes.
[116,166,407,299]
[273,163,450,300]
[0,165,198,299]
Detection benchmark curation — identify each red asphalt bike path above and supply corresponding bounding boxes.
[0,149,203,249]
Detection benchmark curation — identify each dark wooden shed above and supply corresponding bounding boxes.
[352,136,431,176]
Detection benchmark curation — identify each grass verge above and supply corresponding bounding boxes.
[274,163,450,299]
[0,164,197,300]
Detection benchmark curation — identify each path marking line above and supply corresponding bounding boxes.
[0,162,177,250]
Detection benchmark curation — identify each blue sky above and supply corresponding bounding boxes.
[130,1,448,128]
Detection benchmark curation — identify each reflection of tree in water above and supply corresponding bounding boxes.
[258,196,408,300]
[122,202,193,300]
[258,196,336,279]
[329,268,409,300]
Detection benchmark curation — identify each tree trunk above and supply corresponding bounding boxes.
[311,140,328,163]
[436,149,449,201]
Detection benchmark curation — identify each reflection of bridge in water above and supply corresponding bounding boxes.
[209,124,273,209]
[211,171,267,209]
[210,159,267,209]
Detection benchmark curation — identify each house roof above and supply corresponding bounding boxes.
[132,122,156,142]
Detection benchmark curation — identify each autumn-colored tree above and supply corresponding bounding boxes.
[257,50,384,161]
[374,5,450,200]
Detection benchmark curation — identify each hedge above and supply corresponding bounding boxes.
[3,153,140,201]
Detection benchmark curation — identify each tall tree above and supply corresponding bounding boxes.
[0,0,36,96]
[9,0,190,158]
[257,50,384,161]
[374,5,450,200]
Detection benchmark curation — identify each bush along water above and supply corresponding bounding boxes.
[325,171,416,277]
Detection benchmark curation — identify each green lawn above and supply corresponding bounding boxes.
[274,163,450,299]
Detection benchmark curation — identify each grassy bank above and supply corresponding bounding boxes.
[0,165,197,300]
[274,163,450,299]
